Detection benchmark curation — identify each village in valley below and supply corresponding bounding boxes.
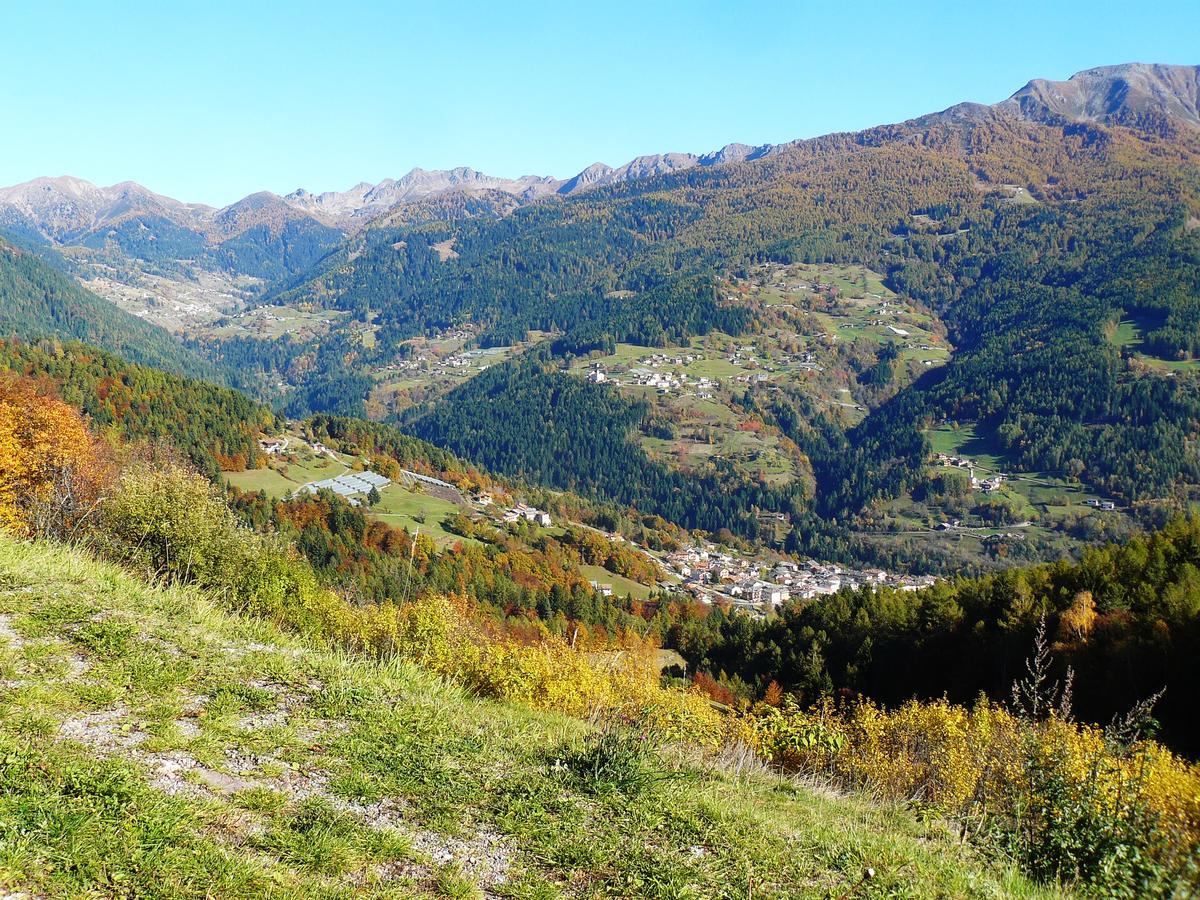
[658,543,936,616]
[235,260,1135,591]
[237,427,935,621]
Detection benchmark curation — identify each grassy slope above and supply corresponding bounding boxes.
[578,564,654,602]
[0,535,1054,898]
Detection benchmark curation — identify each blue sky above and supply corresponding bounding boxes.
[2,0,1197,206]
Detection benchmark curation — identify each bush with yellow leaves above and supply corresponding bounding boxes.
[328,590,728,745]
[749,696,1200,893]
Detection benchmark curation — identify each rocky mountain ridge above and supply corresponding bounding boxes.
[2,63,1195,262]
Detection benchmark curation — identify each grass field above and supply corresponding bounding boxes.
[928,423,1008,472]
[223,440,470,548]
[0,534,1056,898]
[751,264,950,371]
[578,564,654,601]
[369,484,470,548]
[1108,317,1200,373]
[567,338,812,485]
[755,262,892,302]
[222,466,299,497]
[928,423,1109,512]
[223,439,353,499]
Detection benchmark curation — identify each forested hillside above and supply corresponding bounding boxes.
[0,238,223,381]
[0,338,273,476]
[677,516,1200,753]
[257,99,1200,553]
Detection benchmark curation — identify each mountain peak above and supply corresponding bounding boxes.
[999,62,1200,132]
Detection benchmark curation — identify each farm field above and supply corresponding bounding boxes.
[570,337,807,485]
[79,263,260,332]
[223,435,353,498]
[927,423,1116,516]
[222,434,470,547]
[369,483,470,548]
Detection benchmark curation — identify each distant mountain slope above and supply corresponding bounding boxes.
[0,238,224,381]
[273,64,1200,227]
[210,192,346,281]
[5,63,1196,260]
[283,167,561,226]
[0,177,345,283]
[0,176,211,243]
[279,145,781,228]
[999,62,1200,133]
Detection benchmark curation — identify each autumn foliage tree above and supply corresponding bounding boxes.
[0,375,108,538]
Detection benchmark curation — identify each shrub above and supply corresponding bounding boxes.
[550,727,675,798]
[1003,725,1185,895]
[748,699,1200,895]
[96,461,325,631]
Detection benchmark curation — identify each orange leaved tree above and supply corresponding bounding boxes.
[0,375,106,538]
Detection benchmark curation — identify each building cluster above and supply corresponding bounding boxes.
[934,454,1006,493]
[583,342,831,398]
[644,352,702,367]
[503,503,552,527]
[381,344,503,378]
[632,369,687,392]
[588,362,720,397]
[663,545,935,617]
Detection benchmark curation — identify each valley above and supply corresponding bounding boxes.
[2,43,1200,897]
[7,65,1200,582]
[79,262,261,331]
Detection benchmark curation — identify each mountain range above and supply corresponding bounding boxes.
[2,63,1196,258]
[0,143,782,243]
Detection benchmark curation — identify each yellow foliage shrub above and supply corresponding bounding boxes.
[749,696,1200,881]
[282,585,727,745]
